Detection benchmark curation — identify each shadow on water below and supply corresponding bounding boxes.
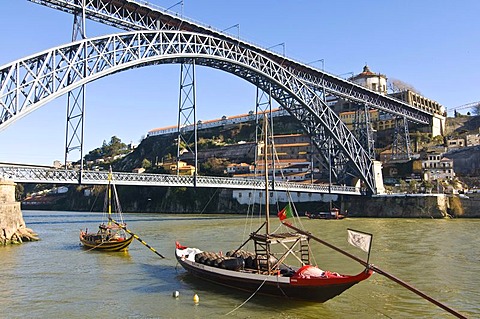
[132,263,185,294]
[24,213,244,225]
[173,269,325,311]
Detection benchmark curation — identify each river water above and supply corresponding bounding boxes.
[0,210,478,318]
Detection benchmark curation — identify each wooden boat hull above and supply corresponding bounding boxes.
[175,244,373,303]
[305,212,345,220]
[80,233,134,252]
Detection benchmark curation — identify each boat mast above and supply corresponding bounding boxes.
[264,115,270,235]
[108,167,112,226]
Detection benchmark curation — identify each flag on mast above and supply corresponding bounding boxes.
[347,228,372,253]
[278,203,294,221]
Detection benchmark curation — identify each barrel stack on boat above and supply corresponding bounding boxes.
[175,116,373,302]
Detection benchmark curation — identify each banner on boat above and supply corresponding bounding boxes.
[347,228,372,253]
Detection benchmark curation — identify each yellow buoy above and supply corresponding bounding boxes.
[193,294,199,304]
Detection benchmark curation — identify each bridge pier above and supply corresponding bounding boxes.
[0,178,38,245]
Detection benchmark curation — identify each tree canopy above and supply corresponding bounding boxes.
[84,136,129,161]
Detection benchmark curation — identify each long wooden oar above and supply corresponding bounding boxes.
[283,222,467,319]
[109,218,165,258]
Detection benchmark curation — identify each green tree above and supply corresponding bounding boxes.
[421,180,434,193]
[84,136,128,161]
[201,157,230,176]
[431,135,444,146]
[103,136,128,157]
[408,180,418,193]
[141,158,152,169]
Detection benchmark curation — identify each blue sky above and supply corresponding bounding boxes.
[0,0,479,165]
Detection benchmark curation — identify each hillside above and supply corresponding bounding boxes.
[114,116,304,172]
[445,115,480,136]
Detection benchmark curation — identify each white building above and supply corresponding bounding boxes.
[422,153,455,180]
[350,64,388,94]
[233,189,338,205]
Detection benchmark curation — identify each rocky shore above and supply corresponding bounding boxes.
[0,178,38,245]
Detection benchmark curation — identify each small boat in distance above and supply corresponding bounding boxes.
[80,168,133,252]
[305,207,346,220]
[175,116,373,302]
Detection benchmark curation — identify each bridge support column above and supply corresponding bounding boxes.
[372,160,385,195]
[65,1,87,176]
[391,116,412,160]
[0,178,38,245]
[177,61,198,186]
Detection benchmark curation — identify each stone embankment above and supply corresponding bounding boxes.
[0,178,38,245]
[345,193,480,218]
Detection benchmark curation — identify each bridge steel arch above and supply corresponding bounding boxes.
[29,0,432,125]
[0,30,378,193]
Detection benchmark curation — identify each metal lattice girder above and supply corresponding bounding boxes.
[353,104,375,160]
[391,116,412,160]
[177,61,198,177]
[65,1,87,168]
[0,30,377,192]
[28,0,433,125]
[0,164,360,195]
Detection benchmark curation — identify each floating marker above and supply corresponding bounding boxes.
[193,294,199,304]
[172,291,179,298]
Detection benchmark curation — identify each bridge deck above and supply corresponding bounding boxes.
[0,165,361,195]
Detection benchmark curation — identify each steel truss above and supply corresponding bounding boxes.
[65,0,87,172]
[0,30,379,192]
[391,116,412,160]
[177,61,197,182]
[353,104,375,160]
[28,0,433,125]
[0,164,360,195]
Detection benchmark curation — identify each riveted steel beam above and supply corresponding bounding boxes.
[0,164,361,195]
[0,30,378,193]
[29,0,432,125]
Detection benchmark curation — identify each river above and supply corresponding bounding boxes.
[0,211,478,318]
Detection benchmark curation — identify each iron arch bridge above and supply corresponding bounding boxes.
[0,29,381,193]
[29,0,433,124]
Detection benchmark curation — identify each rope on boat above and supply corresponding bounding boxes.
[283,222,468,319]
[224,276,269,316]
[79,238,107,253]
[109,217,165,258]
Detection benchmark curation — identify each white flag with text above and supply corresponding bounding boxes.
[347,229,372,253]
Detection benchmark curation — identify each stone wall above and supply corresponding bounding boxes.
[0,178,38,244]
[458,193,480,217]
[345,194,450,218]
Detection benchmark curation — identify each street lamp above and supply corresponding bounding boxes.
[307,59,324,71]
[338,72,354,80]
[222,24,240,39]
[166,0,184,16]
[267,42,285,56]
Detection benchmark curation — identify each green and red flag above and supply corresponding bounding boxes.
[278,203,294,221]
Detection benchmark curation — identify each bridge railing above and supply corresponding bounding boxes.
[0,165,361,195]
